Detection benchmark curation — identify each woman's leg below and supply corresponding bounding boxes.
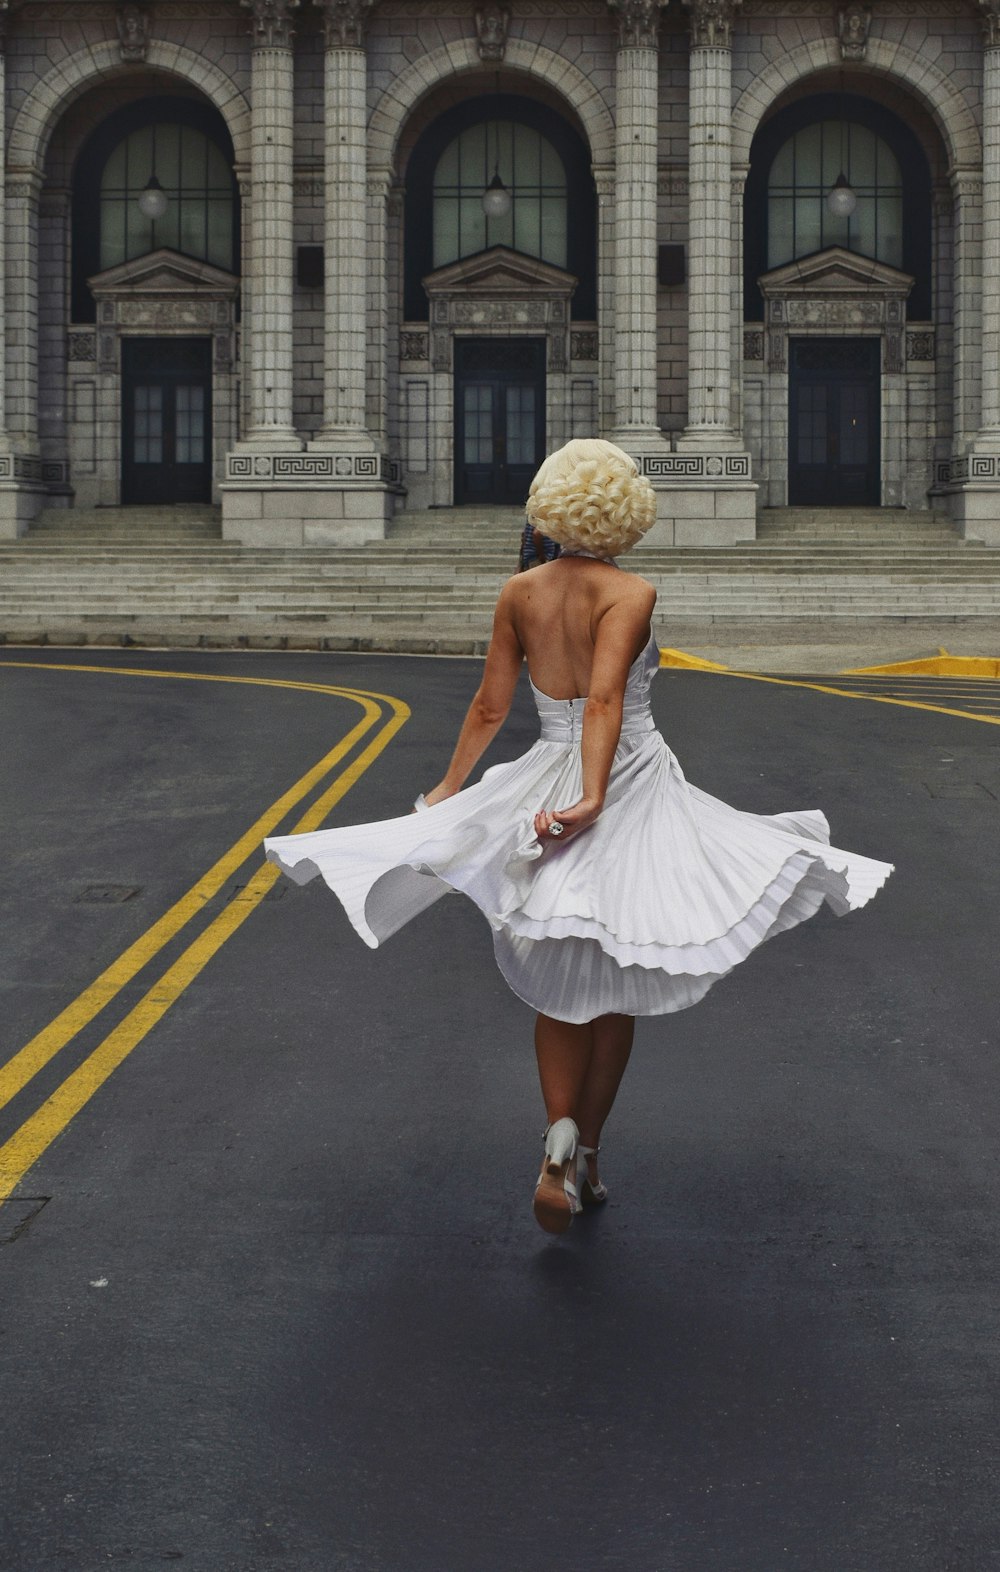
[574,1013,635,1148]
[534,1013,594,1125]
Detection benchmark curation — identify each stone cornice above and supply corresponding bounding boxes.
[681,0,742,46]
[978,0,1000,48]
[241,0,300,48]
[606,0,667,48]
[314,0,374,46]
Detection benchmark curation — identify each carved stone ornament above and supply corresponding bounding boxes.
[475,0,510,60]
[117,3,150,61]
[607,0,667,48]
[837,3,870,60]
[978,0,1000,47]
[682,0,742,47]
[241,0,300,47]
[314,0,374,47]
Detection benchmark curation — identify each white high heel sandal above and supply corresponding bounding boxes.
[533,1117,581,1234]
[577,1143,608,1206]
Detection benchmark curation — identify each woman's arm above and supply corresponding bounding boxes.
[533,582,657,842]
[421,582,525,806]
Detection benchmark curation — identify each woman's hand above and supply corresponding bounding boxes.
[534,797,602,844]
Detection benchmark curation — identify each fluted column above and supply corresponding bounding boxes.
[606,0,668,444]
[240,0,300,446]
[677,0,741,447]
[312,0,376,450]
[975,3,1000,443]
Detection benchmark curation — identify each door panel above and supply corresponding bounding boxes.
[122,338,212,505]
[454,339,545,505]
[788,338,880,507]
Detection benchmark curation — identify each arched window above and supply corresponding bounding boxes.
[744,94,932,321]
[404,96,597,321]
[432,121,567,270]
[99,122,235,272]
[72,98,239,322]
[767,121,903,270]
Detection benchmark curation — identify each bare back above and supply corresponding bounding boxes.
[504,557,656,701]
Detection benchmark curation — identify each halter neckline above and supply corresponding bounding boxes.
[560,546,618,565]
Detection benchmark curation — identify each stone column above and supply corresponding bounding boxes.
[975,4,1000,442]
[239,0,300,447]
[0,1,8,451]
[677,0,742,449]
[606,0,669,448]
[312,0,376,452]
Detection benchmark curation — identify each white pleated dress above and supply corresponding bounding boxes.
[264,636,893,1024]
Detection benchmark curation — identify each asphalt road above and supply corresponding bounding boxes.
[1,647,998,1572]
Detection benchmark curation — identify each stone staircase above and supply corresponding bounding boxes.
[1,503,999,652]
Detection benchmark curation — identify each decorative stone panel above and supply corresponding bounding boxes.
[759,248,915,377]
[743,330,764,361]
[226,451,401,484]
[422,247,578,377]
[571,331,599,361]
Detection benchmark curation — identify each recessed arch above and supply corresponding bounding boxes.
[7,40,251,175]
[731,37,981,173]
[367,38,614,175]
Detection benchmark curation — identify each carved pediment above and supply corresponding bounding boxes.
[422,246,577,300]
[759,247,914,300]
[87,248,240,300]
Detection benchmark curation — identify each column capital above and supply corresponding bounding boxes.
[241,0,300,49]
[978,0,1000,48]
[314,0,373,48]
[681,0,741,48]
[606,0,667,49]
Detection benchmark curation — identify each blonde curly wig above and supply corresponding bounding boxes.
[525,439,657,557]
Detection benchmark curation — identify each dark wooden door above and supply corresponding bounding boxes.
[454,338,545,506]
[788,337,880,507]
[122,338,212,505]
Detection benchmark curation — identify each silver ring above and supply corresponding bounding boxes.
[549,821,564,837]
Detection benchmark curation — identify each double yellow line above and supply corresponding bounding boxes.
[0,662,410,1204]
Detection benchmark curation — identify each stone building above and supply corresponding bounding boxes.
[1,0,998,546]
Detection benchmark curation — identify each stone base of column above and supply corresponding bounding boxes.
[626,444,758,547]
[0,452,59,539]
[220,447,403,547]
[935,449,1000,543]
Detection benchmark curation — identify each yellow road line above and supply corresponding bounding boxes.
[717,668,1000,726]
[0,663,409,1112]
[0,687,409,1202]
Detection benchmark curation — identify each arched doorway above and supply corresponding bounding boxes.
[398,91,597,508]
[53,90,241,508]
[744,90,940,510]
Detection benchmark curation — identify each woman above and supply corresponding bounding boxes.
[265,440,893,1235]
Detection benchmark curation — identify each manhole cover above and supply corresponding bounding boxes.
[75,884,142,904]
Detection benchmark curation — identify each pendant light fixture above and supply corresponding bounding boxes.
[826,75,857,220]
[137,123,169,222]
[481,74,512,221]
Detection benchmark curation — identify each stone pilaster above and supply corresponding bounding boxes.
[238,0,301,447]
[0,3,9,454]
[677,0,742,448]
[606,0,668,449]
[311,0,376,451]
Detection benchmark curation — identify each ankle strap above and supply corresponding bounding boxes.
[578,1143,600,1156]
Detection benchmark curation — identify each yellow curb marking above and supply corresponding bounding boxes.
[658,648,1000,725]
[0,662,409,1198]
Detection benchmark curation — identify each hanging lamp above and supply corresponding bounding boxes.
[481,75,512,220]
[826,77,857,219]
[137,124,169,221]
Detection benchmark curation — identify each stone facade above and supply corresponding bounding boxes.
[0,0,996,542]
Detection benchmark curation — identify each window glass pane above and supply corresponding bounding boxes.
[100,121,235,271]
[853,196,877,259]
[770,141,793,186]
[848,125,876,185]
[768,196,794,268]
[175,385,205,465]
[133,386,162,465]
[463,384,493,465]
[433,120,567,267]
[794,123,822,186]
[506,385,535,466]
[795,196,822,257]
[880,196,903,268]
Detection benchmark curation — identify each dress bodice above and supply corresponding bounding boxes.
[529,635,659,744]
